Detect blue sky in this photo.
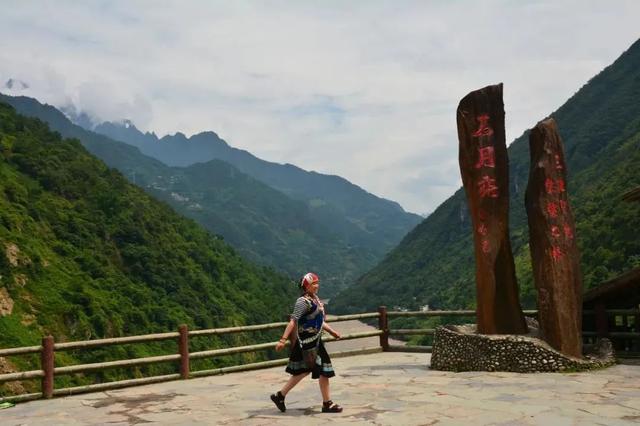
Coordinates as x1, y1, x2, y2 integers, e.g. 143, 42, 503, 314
1, 1, 639, 215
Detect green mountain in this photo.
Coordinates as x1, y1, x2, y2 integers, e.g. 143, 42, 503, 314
0, 103, 297, 393
0, 95, 382, 296
333, 39, 640, 314
146, 160, 380, 294
93, 120, 422, 253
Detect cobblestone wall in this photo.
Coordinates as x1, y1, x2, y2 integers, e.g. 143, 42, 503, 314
430, 323, 615, 373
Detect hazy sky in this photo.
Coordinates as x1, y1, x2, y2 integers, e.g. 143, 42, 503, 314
1, 1, 638, 215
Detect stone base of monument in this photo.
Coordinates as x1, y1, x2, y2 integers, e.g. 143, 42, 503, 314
430, 319, 615, 373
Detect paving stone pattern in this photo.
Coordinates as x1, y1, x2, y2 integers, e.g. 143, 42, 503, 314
2, 352, 639, 425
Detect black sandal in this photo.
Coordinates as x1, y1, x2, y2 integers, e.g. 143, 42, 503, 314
322, 400, 343, 413
270, 391, 286, 412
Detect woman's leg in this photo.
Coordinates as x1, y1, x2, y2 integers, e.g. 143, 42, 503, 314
319, 375, 330, 402
319, 376, 343, 412
281, 371, 310, 395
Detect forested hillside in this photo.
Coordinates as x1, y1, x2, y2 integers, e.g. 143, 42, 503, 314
93, 120, 423, 254
0, 103, 297, 393
0, 95, 382, 296
334, 39, 640, 314
148, 160, 380, 293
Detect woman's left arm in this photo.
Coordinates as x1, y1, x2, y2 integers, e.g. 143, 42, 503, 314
322, 322, 341, 339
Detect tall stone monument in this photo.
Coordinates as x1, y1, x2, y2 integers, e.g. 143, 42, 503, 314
525, 118, 582, 357
457, 83, 527, 335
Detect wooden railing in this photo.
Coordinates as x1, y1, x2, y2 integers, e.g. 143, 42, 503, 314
381, 309, 539, 352
1, 307, 639, 403
0, 311, 380, 403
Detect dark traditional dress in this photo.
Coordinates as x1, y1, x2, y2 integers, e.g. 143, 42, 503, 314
285, 295, 335, 379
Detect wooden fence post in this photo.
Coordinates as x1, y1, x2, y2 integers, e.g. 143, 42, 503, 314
378, 306, 389, 351
178, 324, 190, 379
41, 336, 54, 399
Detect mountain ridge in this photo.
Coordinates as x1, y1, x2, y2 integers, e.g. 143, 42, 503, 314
95, 119, 412, 213
92, 118, 422, 247
0, 102, 297, 394
0, 94, 397, 295
332, 38, 640, 314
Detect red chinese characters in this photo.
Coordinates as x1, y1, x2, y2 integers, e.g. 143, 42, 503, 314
550, 246, 563, 262
472, 115, 498, 256
478, 175, 499, 198
545, 178, 554, 195
546, 201, 559, 218
545, 178, 566, 195
542, 150, 573, 263
563, 224, 573, 240
472, 114, 494, 137
475, 146, 496, 169
477, 222, 490, 254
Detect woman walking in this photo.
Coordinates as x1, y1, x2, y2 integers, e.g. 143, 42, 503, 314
270, 272, 343, 413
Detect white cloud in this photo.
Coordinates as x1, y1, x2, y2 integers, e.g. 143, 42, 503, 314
0, 0, 638, 214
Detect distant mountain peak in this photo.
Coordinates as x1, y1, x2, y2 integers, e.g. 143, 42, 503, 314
194, 130, 223, 140
4, 78, 29, 90
60, 103, 98, 130
100, 118, 140, 132
113, 119, 157, 137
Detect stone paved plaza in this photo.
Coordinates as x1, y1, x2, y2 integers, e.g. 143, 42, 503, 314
2, 352, 640, 425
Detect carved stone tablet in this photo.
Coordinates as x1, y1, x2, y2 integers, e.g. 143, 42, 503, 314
457, 83, 527, 335
525, 118, 582, 357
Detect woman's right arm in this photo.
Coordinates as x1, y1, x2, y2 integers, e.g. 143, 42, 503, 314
275, 318, 297, 351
